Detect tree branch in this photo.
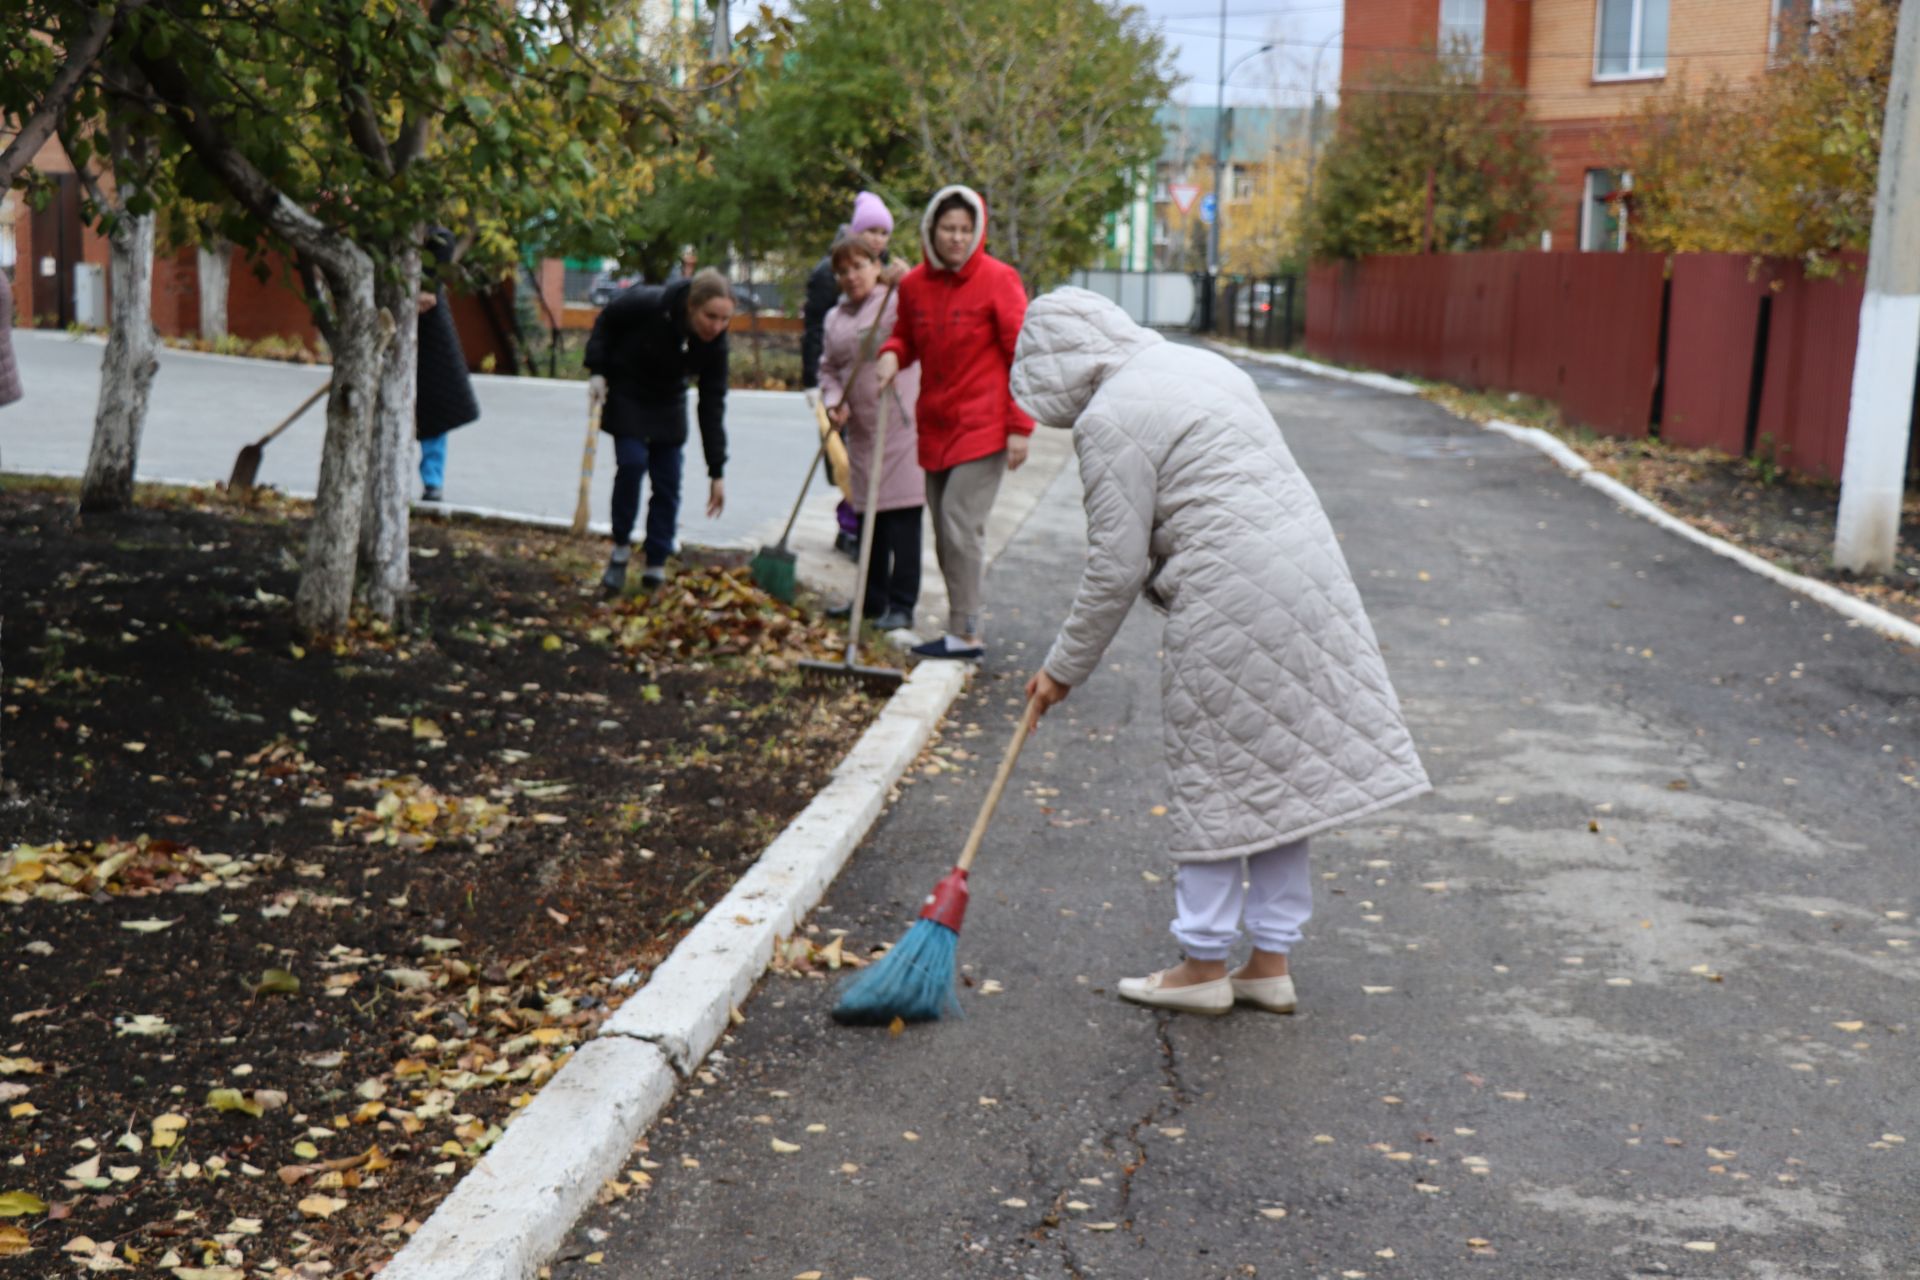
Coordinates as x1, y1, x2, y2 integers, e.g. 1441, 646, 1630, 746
0, 0, 146, 192
131, 44, 363, 280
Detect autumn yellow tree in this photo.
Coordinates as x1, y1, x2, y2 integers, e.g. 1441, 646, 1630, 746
1624, 0, 1896, 275
1221, 141, 1309, 276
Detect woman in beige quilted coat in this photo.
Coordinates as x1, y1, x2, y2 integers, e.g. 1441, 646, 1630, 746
1010, 288, 1429, 1016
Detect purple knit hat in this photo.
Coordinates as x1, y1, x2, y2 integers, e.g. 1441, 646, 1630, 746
849, 191, 893, 236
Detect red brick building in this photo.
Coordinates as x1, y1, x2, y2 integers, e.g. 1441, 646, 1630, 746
1339, 0, 1785, 249
3, 135, 543, 370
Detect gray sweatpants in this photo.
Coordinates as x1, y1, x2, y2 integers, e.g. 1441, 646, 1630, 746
923, 450, 1007, 638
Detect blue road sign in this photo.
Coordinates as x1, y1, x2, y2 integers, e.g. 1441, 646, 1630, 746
1199, 194, 1217, 225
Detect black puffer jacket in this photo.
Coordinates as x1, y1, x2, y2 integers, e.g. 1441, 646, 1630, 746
583, 278, 728, 479
800, 254, 838, 389
416, 229, 480, 440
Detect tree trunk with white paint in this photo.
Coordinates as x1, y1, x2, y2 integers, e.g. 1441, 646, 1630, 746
196, 238, 231, 340
295, 255, 390, 636
360, 245, 421, 625
79, 207, 159, 513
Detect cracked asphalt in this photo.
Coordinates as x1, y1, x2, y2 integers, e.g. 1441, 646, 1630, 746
554, 348, 1920, 1279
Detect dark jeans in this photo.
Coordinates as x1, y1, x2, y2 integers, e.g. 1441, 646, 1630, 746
610, 436, 683, 567
857, 506, 923, 615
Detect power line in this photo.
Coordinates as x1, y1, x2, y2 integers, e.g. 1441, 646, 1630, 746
1157, 25, 1781, 60
1153, 3, 1346, 16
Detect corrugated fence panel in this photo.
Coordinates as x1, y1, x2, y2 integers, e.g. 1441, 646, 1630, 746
1305, 262, 1344, 365
1298, 251, 1872, 461
1662, 255, 1768, 456
1439, 254, 1516, 390
1554, 253, 1666, 437
1756, 259, 1866, 482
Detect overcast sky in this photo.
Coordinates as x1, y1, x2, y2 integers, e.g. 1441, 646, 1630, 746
740, 1, 1347, 111
1134, 0, 1346, 108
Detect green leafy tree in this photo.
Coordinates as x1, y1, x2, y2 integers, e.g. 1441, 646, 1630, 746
885, 0, 1173, 286
1308, 56, 1549, 260
0, 0, 144, 194
634, 0, 1173, 288
122, 0, 733, 633
1625, 0, 1897, 275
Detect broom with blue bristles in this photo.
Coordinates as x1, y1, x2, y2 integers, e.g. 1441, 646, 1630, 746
832, 697, 1042, 1025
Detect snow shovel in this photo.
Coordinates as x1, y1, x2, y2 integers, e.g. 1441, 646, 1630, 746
228, 381, 330, 494
800, 387, 907, 694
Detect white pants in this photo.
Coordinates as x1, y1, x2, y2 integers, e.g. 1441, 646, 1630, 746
1169, 839, 1312, 960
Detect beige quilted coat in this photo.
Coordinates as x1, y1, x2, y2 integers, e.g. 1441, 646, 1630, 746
1010, 288, 1430, 861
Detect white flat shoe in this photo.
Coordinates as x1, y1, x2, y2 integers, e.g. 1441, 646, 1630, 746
1230, 973, 1297, 1014
1117, 970, 1233, 1015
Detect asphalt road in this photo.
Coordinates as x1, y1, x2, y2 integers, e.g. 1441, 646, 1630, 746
1, 330, 1072, 639
551, 345, 1920, 1279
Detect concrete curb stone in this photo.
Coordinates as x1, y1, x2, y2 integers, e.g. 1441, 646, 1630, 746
1211, 340, 1920, 651
376, 661, 968, 1280
377, 1036, 675, 1280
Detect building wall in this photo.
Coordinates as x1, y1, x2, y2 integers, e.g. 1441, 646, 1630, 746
1337, 0, 1779, 251
1343, 0, 1443, 88
1528, 0, 1773, 122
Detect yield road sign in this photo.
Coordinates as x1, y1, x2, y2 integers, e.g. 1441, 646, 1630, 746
1169, 182, 1200, 214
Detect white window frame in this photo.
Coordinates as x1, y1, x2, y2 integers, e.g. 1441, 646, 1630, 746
1593, 0, 1668, 81
1439, 0, 1486, 75
1770, 0, 1849, 59
1579, 170, 1631, 252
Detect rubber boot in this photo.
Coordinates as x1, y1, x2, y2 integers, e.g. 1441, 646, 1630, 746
601, 548, 631, 597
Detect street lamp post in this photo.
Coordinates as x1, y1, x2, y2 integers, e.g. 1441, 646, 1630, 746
1301, 29, 1342, 255
1208, 39, 1275, 280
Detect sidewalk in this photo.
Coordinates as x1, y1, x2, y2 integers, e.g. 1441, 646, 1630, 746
1, 329, 1072, 640
549, 346, 1918, 1278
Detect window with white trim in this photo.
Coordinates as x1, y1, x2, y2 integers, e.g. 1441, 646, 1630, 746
1439, 0, 1486, 73
1580, 170, 1629, 252
1771, 0, 1849, 59
1595, 0, 1667, 77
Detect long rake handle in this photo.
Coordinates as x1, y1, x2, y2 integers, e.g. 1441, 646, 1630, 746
841, 390, 891, 659
772, 398, 833, 552
956, 697, 1041, 873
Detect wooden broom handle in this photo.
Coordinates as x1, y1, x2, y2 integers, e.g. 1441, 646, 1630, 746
955, 697, 1042, 873
255, 381, 332, 448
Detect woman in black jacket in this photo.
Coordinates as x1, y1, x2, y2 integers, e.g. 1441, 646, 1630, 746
415, 227, 480, 502
584, 268, 733, 593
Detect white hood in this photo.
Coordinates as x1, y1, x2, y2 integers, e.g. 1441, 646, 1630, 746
1009, 287, 1165, 428
919, 184, 989, 273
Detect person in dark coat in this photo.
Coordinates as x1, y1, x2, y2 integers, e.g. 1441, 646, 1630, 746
584, 268, 733, 594
415, 228, 480, 502
0, 270, 22, 409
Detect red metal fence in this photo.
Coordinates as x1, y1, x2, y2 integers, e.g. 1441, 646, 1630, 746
1306, 251, 1874, 479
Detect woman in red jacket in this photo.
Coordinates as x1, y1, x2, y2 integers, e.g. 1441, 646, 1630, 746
876, 184, 1033, 661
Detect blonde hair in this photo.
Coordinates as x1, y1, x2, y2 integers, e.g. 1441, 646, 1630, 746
687, 268, 731, 312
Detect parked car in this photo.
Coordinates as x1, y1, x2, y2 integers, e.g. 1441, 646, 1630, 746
1234, 280, 1286, 329
589, 269, 641, 307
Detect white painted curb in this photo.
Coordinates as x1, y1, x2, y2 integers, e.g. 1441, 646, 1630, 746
1211, 340, 1920, 650
378, 661, 969, 1280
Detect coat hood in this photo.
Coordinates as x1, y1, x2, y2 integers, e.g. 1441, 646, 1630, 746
1009, 287, 1165, 428
920, 184, 989, 274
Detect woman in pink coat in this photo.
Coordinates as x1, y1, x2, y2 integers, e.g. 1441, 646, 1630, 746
818, 234, 923, 631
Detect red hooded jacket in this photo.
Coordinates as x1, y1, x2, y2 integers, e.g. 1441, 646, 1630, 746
879, 185, 1034, 473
